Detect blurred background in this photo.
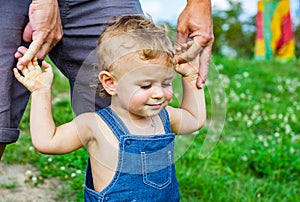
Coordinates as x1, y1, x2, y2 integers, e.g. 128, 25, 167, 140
140, 0, 300, 60
1, 1, 299, 201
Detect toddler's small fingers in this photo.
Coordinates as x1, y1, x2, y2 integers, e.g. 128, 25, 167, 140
28, 62, 35, 71
13, 68, 24, 83
32, 57, 38, 67
22, 66, 29, 76
42, 61, 53, 73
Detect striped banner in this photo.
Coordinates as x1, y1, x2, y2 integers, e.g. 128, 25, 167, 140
255, 0, 295, 60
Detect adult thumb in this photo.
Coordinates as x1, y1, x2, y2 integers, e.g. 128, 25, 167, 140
23, 22, 33, 42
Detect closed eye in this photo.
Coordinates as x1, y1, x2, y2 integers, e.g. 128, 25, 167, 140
162, 82, 172, 87
140, 84, 152, 89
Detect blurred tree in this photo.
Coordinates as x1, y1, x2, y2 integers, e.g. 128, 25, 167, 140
212, 0, 256, 58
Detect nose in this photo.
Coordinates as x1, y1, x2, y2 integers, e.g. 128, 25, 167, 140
151, 85, 164, 99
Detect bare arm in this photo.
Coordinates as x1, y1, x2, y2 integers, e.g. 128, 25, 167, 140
167, 42, 206, 134
176, 0, 214, 89
13, 59, 87, 154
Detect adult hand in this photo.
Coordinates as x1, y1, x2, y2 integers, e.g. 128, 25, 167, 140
175, 0, 214, 89
17, 0, 62, 68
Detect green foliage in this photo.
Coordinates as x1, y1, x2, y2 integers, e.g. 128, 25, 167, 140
212, 0, 256, 59
3, 57, 300, 201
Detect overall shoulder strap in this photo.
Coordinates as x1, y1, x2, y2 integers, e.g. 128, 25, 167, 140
158, 108, 172, 134
96, 107, 129, 140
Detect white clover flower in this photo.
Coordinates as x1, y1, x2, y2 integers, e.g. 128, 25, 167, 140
219, 74, 230, 88
291, 114, 297, 122
60, 166, 66, 171
48, 157, 53, 162
29, 146, 34, 151
235, 82, 241, 89
251, 112, 258, 120
240, 93, 246, 99
253, 104, 260, 111
270, 114, 276, 120
285, 125, 292, 134
274, 132, 280, 138
216, 64, 224, 71
247, 120, 252, 127
236, 112, 242, 118
250, 149, 256, 154
273, 97, 280, 102
25, 170, 33, 176
288, 86, 296, 93
76, 170, 82, 174
263, 140, 269, 147
243, 72, 249, 78
290, 147, 295, 154
71, 173, 76, 178
241, 156, 248, 161
277, 85, 284, 92
234, 74, 242, 80
255, 116, 262, 123
243, 114, 249, 122
32, 176, 38, 182
258, 135, 264, 142
229, 90, 240, 102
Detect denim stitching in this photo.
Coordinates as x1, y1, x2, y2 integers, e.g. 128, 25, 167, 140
141, 151, 172, 189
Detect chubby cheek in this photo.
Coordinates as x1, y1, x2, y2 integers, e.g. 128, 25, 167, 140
164, 87, 173, 103
128, 90, 149, 107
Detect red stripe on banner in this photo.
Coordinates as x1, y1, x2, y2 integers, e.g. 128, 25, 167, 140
276, 13, 294, 49
256, 11, 264, 40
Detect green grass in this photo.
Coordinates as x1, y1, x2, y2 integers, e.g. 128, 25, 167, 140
2, 56, 300, 201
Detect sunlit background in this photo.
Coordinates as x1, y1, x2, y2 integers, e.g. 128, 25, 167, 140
140, 0, 299, 26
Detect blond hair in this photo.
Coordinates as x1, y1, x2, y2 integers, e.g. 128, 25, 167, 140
96, 14, 175, 97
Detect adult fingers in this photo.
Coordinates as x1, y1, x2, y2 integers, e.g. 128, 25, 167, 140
18, 35, 43, 67
35, 40, 54, 60
22, 22, 33, 42
196, 45, 212, 89
176, 42, 203, 64
15, 46, 28, 59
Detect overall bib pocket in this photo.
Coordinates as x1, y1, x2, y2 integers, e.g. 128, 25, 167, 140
141, 150, 172, 189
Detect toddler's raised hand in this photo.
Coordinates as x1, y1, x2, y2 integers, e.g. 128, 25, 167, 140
13, 57, 53, 92
174, 41, 199, 82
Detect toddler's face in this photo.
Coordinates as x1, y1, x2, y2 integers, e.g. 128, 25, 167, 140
113, 57, 174, 118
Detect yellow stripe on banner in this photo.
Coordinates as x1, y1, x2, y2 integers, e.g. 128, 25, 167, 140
255, 39, 266, 57
276, 39, 295, 59
270, 0, 289, 54
258, 0, 264, 12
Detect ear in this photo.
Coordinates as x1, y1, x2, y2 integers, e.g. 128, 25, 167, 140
98, 71, 117, 96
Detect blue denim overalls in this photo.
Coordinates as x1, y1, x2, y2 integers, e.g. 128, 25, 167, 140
84, 107, 180, 202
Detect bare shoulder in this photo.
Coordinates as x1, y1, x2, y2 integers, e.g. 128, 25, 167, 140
71, 112, 104, 139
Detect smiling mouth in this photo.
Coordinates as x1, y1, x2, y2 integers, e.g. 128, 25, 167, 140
147, 103, 164, 108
